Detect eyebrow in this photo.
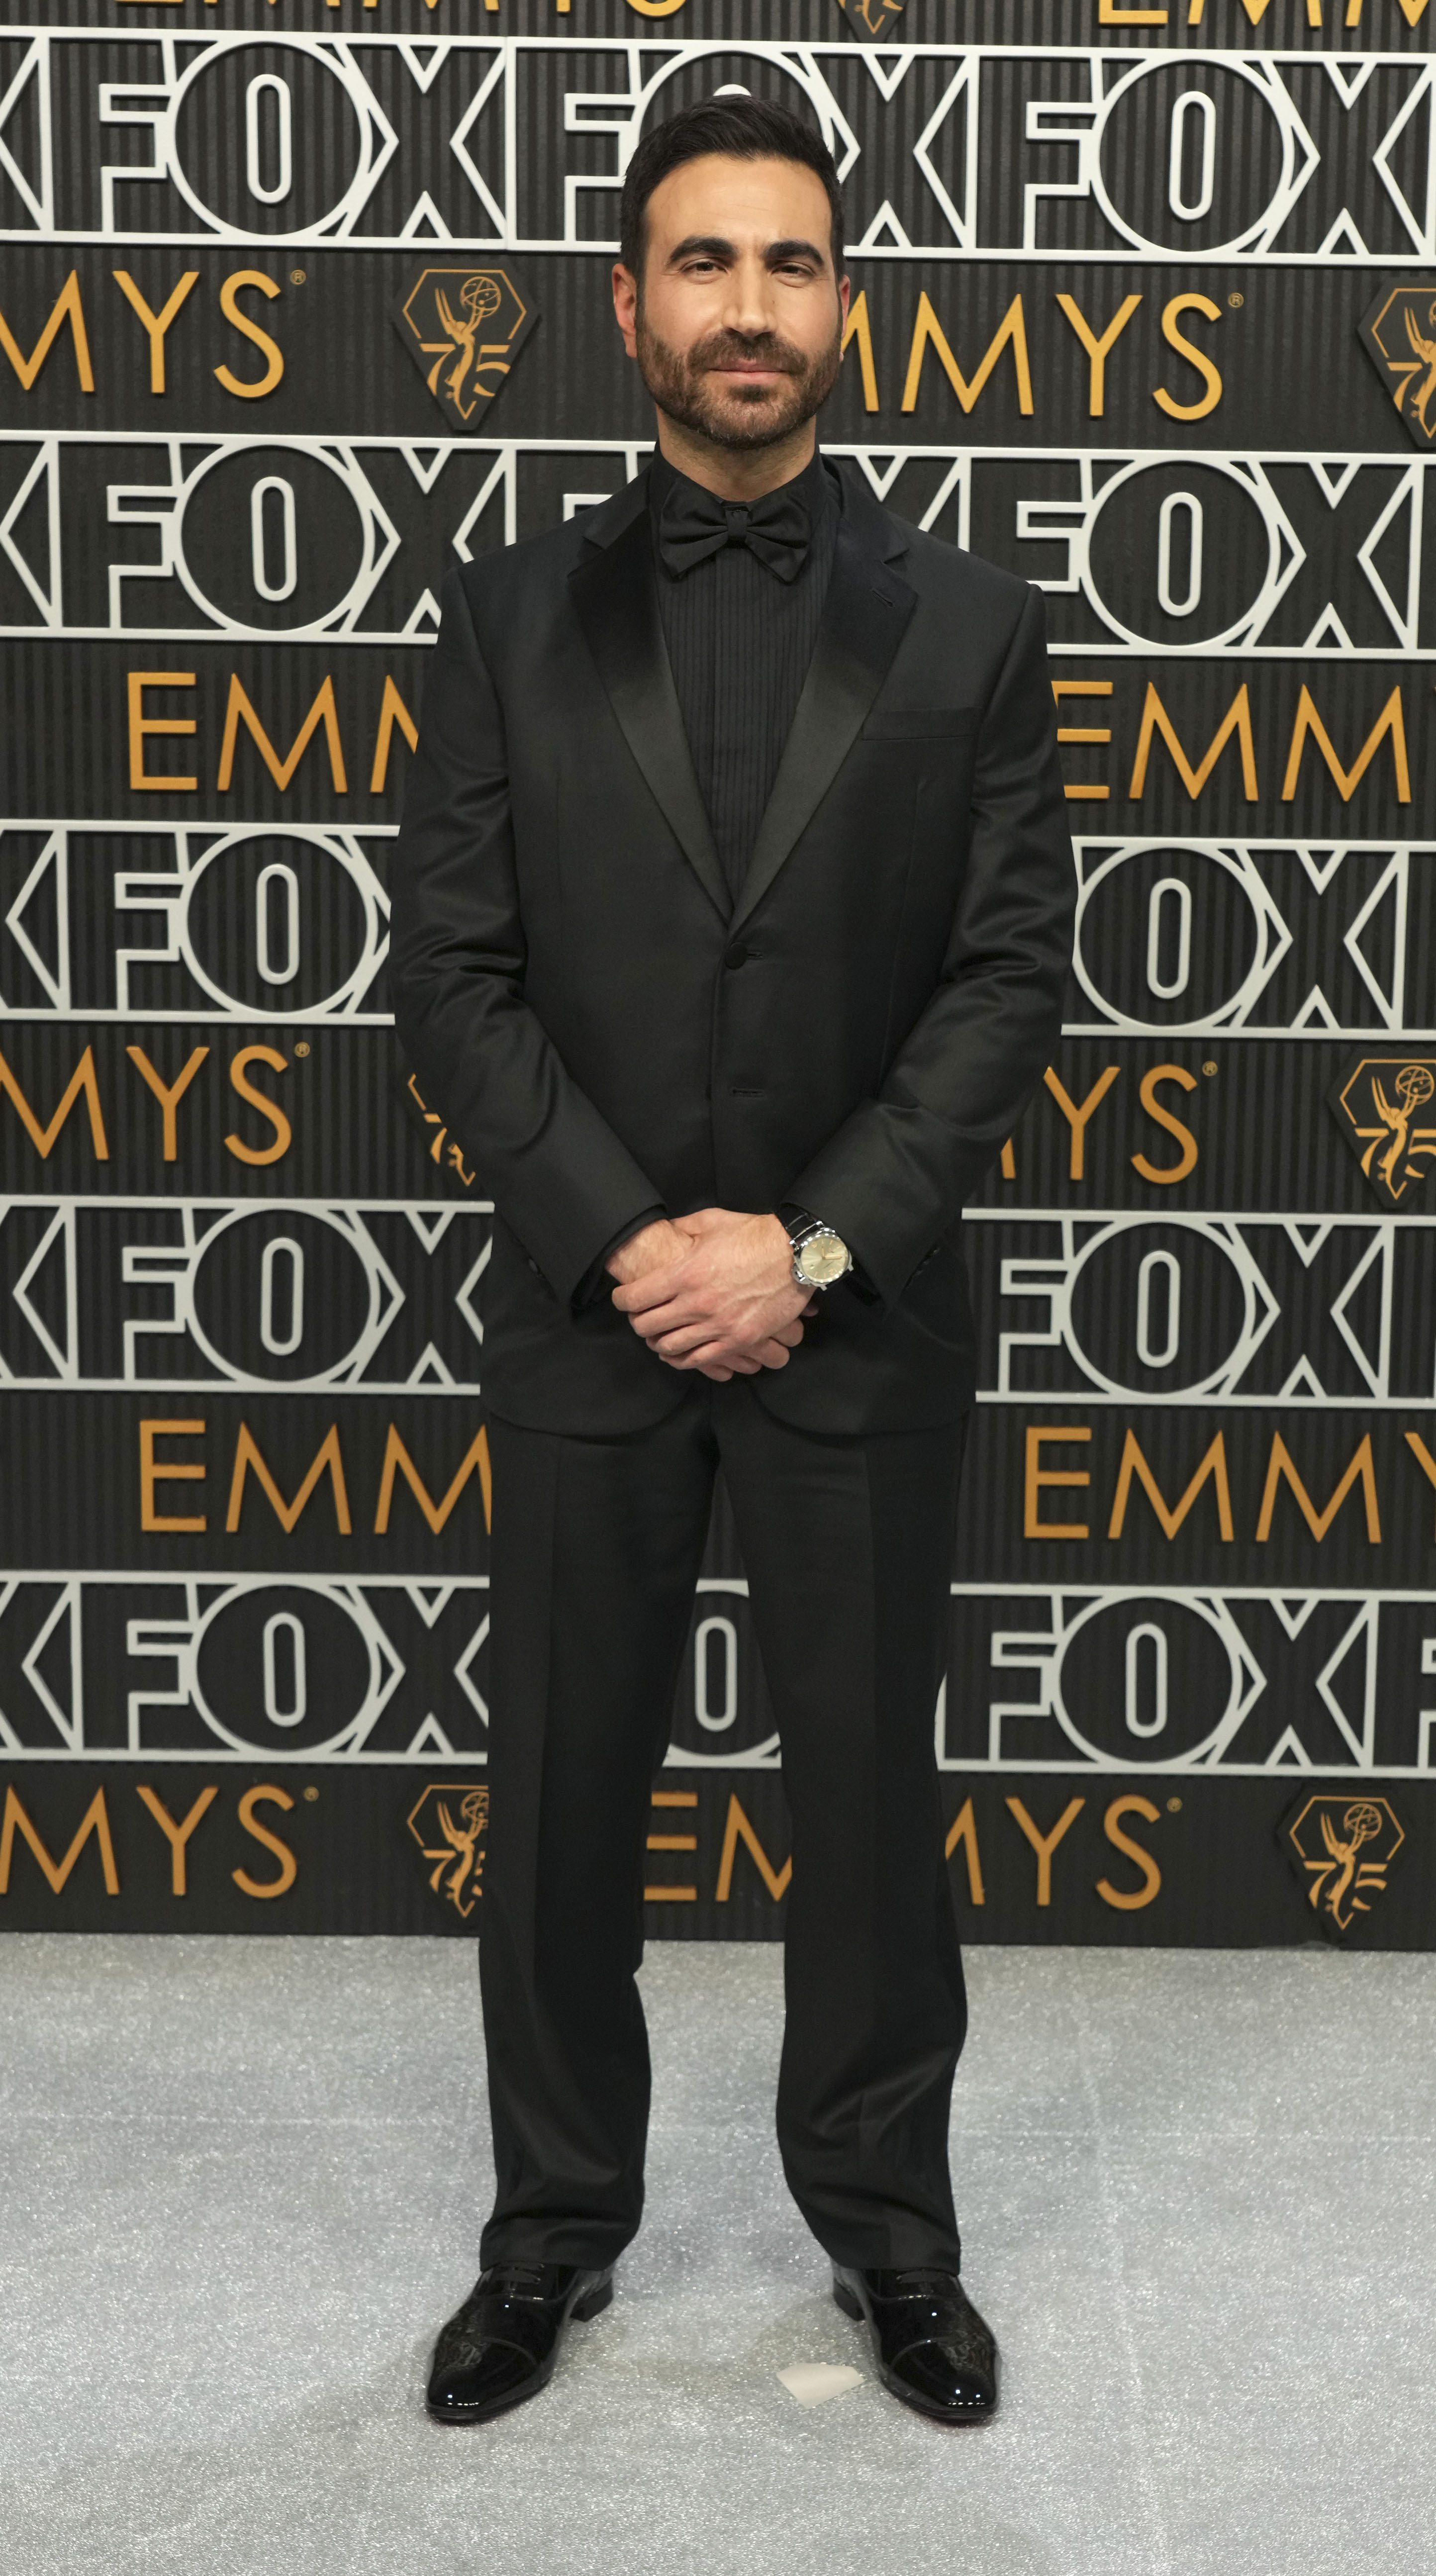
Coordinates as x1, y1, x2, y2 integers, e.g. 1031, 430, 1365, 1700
666, 233, 829, 270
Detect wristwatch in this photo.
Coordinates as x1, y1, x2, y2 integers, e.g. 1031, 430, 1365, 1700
781, 1210, 853, 1291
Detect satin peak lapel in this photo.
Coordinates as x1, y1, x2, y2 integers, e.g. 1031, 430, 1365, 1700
728, 508, 918, 936
569, 511, 729, 922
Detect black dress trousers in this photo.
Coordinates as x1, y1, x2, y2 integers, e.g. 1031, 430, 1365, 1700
479, 1381, 968, 2276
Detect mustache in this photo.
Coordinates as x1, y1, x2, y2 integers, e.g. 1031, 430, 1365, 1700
685, 329, 809, 378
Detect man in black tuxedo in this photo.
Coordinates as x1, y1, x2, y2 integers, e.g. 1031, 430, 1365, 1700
391, 97, 1073, 2429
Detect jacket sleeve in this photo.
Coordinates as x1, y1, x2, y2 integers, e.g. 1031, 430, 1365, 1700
388, 567, 666, 1302
786, 583, 1075, 1309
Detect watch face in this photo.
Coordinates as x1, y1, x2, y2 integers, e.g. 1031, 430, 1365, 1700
798, 1231, 850, 1286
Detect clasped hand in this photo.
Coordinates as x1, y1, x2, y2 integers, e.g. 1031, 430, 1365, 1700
607, 1210, 815, 1383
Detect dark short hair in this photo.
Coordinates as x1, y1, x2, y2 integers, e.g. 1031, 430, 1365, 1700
619, 97, 845, 282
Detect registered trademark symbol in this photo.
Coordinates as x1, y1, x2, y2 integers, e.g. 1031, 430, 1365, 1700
290, 268, 306, 285
294, 1040, 310, 1057
1166, 1797, 1182, 1812
1202, 1060, 1218, 1076
303, 1786, 319, 1802
1228, 291, 1243, 308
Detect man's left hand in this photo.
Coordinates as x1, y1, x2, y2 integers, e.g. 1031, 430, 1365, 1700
611, 1208, 814, 1376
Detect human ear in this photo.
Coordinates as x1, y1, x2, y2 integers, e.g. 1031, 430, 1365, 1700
612, 262, 639, 360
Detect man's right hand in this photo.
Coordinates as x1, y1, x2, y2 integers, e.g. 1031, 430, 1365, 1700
605, 1217, 803, 1381
605, 1217, 691, 1293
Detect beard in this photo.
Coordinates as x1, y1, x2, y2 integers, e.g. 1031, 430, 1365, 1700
634, 309, 843, 452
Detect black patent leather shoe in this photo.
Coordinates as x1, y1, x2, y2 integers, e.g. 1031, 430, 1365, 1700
426, 2263, 614, 2425
833, 2265, 998, 2425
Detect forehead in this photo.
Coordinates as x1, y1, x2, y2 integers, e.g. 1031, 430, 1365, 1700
644, 152, 833, 256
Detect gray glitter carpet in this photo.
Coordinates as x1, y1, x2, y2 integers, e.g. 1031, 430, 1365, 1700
2, 1934, 1433, 2576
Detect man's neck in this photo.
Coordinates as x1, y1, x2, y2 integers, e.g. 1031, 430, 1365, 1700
653, 412, 817, 502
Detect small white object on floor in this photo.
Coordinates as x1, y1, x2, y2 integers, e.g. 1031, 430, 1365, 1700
776, 2362, 864, 2409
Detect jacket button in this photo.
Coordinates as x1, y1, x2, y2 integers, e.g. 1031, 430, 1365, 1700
723, 944, 752, 969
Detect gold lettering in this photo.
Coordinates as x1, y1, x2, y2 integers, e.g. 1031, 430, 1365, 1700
135, 1784, 218, 1896
1052, 680, 1113, 803
1405, 1430, 1436, 1536
373, 1423, 492, 1535
225, 1423, 352, 1536
214, 270, 284, 399
644, 1789, 697, 1902
1054, 292, 1143, 416
1256, 1433, 1381, 1544
0, 1044, 108, 1161
1025, 1425, 1091, 1540
0, 271, 94, 393
217, 673, 346, 794
1131, 1063, 1199, 1185
1281, 686, 1410, 806
111, 269, 199, 394
126, 1044, 208, 1160
140, 1418, 206, 1533
232, 1784, 297, 1899
1343, 0, 1428, 22
945, 1797, 985, 1905
1128, 682, 1258, 803
224, 1046, 291, 1166
715, 1792, 792, 1902
369, 675, 419, 794
1153, 295, 1223, 422
1044, 1062, 1121, 1179
1190, 0, 1324, 20
1005, 1795, 1085, 1907
902, 291, 1034, 417
1096, 1796, 1162, 1910
1190, 1, 1323, 21
1108, 1429, 1234, 1541
127, 671, 197, 793
0, 1786, 118, 1896
841, 289, 879, 413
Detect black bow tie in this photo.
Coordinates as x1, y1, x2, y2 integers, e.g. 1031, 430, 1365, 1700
657, 477, 812, 584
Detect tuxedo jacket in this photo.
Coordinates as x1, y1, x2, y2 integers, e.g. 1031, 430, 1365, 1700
389, 462, 1074, 1437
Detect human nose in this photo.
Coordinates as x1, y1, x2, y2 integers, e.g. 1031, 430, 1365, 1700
719, 252, 781, 340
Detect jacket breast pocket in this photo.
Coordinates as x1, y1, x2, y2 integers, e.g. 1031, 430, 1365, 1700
861, 708, 978, 742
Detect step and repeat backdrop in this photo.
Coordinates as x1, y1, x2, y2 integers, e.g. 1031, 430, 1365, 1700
0, 0, 1433, 1945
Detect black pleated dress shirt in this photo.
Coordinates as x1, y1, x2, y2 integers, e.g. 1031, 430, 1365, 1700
649, 446, 840, 909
